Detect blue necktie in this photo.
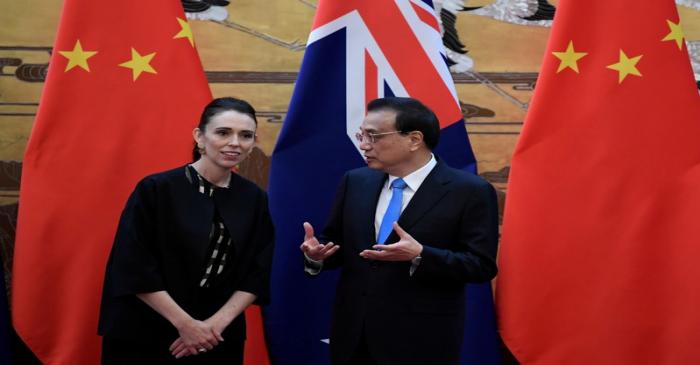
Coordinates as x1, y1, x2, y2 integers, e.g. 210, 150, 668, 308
377, 178, 407, 244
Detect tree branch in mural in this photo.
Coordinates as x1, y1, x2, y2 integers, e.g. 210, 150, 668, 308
181, 0, 306, 50
296, 0, 317, 9
211, 20, 306, 51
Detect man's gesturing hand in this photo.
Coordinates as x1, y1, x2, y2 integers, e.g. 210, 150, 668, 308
299, 222, 340, 261
359, 222, 422, 261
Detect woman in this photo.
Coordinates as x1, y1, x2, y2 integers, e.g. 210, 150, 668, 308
98, 97, 274, 364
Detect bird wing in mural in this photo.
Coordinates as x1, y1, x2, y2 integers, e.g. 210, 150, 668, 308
434, 0, 475, 72
433, 0, 530, 109
521, 0, 556, 21
434, 0, 556, 71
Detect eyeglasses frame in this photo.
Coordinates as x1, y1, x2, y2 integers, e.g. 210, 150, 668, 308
354, 130, 406, 144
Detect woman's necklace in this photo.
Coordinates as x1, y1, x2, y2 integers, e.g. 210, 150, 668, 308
190, 163, 231, 188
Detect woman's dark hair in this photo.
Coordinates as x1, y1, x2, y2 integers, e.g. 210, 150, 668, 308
192, 97, 258, 161
366, 97, 440, 150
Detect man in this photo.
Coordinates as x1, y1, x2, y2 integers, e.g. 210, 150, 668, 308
300, 97, 499, 365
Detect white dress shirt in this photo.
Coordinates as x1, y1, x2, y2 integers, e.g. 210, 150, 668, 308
374, 155, 437, 241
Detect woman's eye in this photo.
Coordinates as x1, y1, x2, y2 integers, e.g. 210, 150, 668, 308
241, 133, 255, 140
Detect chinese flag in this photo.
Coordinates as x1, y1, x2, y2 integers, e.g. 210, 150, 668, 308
497, 0, 700, 364
10, 1, 265, 364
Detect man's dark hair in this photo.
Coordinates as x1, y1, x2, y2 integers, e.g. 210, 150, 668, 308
366, 97, 440, 150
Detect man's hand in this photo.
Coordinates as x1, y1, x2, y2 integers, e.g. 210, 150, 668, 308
360, 222, 422, 261
299, 222, 340, 261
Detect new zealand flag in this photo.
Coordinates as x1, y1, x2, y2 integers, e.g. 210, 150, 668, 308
265, 1, 500, 364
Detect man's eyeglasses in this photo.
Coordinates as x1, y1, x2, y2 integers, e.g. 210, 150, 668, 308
354, 131, 403, 144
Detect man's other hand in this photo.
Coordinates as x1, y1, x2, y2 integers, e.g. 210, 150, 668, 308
299, 222, 340, 261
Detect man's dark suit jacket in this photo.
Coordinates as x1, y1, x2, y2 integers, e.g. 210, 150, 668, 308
98, 165, 274, 344
320, 159, 499, 365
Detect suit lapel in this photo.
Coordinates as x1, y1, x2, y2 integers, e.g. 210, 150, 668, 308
353, 169, 386, 250
394, 162, 451, 236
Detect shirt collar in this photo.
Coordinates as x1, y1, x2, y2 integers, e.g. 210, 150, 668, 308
386, 154, 437, 192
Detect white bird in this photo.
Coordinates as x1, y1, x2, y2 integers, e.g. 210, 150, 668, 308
686, 41, 700, 87
677, 0, 700, 89
434, 0, 556, 73
182, 0, 228, 22
463, 0, 555, 27
460, 0, 696, 26
439, 0, 699, 88
676, 0, 700, 10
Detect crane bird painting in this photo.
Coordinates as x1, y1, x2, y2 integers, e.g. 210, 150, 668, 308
435, 0, 699, 89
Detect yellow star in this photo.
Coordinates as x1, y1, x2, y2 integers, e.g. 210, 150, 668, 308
58, 40, 97, 72
119, 48, 157, 81
606, 50, 642, 84
552, 40, 587, 73
661, 19, 685, 50
174, 17, 195, 47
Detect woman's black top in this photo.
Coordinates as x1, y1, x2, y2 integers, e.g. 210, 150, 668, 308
98, 165, 274, 344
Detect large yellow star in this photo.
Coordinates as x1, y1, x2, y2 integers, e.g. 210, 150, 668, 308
661, 19, 685, 50
58, 40, 97, 72
606, 50, 642, 84
174, 17, 195, 47
119, 48, 157, 81
552, 40, 587, 73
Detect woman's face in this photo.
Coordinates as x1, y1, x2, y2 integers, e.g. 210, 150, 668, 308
194, 110, 257, 170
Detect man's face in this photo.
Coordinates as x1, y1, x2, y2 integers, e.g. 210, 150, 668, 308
358, 110, 412, 175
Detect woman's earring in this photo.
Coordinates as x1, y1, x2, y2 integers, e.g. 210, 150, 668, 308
198, 144, 206, 155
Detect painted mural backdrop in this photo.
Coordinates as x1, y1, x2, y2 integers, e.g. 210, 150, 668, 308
1, 0, 699, 304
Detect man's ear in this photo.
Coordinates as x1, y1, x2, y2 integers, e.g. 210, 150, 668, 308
408, 131, 424, 151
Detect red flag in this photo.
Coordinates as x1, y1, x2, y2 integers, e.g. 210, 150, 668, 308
10, 1, 216, 364
496, 0, 700, 364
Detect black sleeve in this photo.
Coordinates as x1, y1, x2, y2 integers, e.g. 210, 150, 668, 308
104, 177, 166, 297
237, 190, 275, 305
316, 172, 350, 271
